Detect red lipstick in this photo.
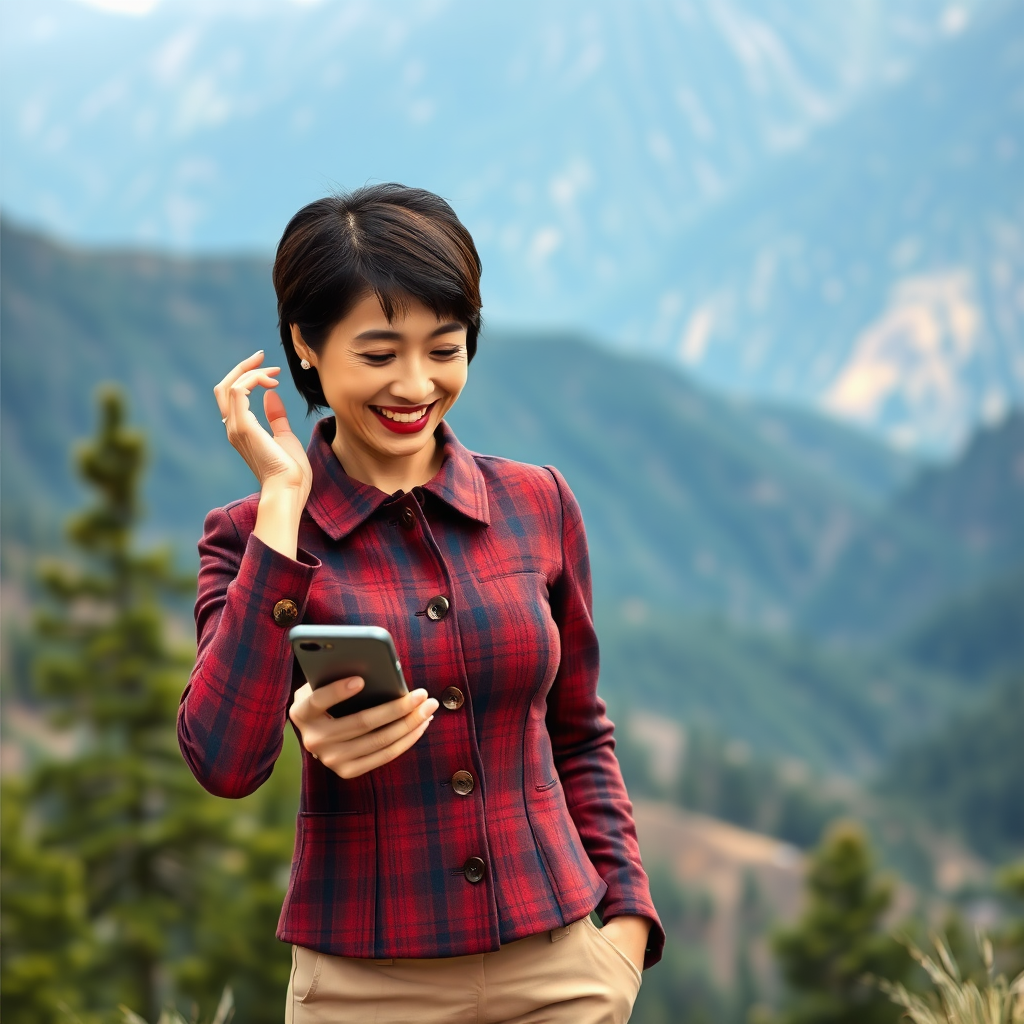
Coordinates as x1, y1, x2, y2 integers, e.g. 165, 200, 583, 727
370, 402, 435, 434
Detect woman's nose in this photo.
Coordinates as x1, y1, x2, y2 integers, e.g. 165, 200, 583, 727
390, 360, 435, 403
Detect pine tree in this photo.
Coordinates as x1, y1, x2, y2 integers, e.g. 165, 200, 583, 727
768, 820, 913, 1024
0, 387, 301, 1023
0, 777, 95, 1024
20, 387, 237, 1020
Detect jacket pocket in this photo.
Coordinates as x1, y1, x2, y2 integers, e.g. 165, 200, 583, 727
291, 944, 324, 1004
279, 811, 377, 952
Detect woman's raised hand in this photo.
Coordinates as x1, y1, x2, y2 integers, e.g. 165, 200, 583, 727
215, 351, 313, 560
289, 680, 439, 779
214, 350, 312, 500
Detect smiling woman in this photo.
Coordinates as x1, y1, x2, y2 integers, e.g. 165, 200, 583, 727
177, 184, 662, 1024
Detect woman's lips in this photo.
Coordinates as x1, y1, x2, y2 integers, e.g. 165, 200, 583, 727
370, 402, 435, 434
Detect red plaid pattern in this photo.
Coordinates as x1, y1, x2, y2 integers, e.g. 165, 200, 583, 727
178, 419, 664, 967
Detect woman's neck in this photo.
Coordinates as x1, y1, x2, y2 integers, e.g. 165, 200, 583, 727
330, 422, 444, 495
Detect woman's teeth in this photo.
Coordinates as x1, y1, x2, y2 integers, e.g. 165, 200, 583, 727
376, 406, 428, 422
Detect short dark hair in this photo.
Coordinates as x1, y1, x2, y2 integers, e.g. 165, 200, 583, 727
273, 184, 483, 414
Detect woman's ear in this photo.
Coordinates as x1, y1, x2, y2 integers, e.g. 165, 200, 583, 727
290, 323, 314, 366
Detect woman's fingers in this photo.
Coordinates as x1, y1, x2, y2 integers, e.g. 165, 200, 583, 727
264, 388, 293, 436
290, 683, 438, 778
336, 718, 432, 779
329, 697, 437, 763
226, 367, 280, 427
304, 684, 429, 733
214, 349, 269, 419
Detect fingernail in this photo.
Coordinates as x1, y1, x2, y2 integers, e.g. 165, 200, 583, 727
427, 715, 434, 723
411, 688, 428, 699
347, 677, 364, 690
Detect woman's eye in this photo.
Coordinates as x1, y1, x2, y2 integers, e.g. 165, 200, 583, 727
363, 353, 395, 365
432, 346, 462, 359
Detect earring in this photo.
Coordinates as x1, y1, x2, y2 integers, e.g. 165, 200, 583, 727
300, 358, 311, 370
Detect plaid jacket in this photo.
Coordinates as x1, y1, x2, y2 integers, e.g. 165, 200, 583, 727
178, 418, 664, 967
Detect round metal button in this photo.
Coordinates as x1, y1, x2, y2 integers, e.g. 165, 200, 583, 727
441, 686, 465, 711
451, 770, 475, 796
272, 598, 299, 627
399, 507, 416, 530
425, 596, 450, 621
462, 856, 486, 883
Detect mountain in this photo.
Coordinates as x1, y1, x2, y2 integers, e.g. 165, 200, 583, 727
0, 221, 279, 559
449, 330, 891, 622
2, 220, 908, 626
2, 221, 1004, 783
801, 411, 1024, 638
733, 400, 917, 506
878, 673, 1024, 860
897, 565, 1024, 683
595, 610, 962, 774
0, 0, 1007, 452
633, 0, 1024, 453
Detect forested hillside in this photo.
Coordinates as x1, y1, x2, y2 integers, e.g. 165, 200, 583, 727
879, 674, 1024, 860
801, 413, 1024, 638
898, 566, 1024, 682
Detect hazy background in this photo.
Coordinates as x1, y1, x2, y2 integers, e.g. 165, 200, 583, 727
2, 1, 1023, 1021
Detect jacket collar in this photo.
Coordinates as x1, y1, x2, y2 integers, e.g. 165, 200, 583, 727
304, 417, 490, 541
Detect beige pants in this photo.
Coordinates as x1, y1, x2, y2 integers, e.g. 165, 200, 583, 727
285, 916, 642, 1024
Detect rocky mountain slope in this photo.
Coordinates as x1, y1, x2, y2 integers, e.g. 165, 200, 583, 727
641, 0, 1024, 453
1, 0, 1011, 451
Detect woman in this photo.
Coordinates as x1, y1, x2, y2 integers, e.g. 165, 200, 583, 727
178, 184, 663, 1024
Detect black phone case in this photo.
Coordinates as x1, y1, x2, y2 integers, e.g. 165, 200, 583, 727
289, 626, 409, 718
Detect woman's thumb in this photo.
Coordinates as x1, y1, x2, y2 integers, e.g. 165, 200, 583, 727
264, 389, 293, 437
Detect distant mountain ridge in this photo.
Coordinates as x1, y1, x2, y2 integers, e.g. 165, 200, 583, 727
0, 0, 1010, 452
802, 411, 1024, 638
634, 0, 1024, 453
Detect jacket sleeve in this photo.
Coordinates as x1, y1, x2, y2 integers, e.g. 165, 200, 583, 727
177, 503, 320, 799
543, 467, 665, 969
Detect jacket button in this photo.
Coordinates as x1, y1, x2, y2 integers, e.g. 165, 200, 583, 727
399, 507, 416, 530
441, 686, 464, 711
425, 596, 450, 621
272, 599, 299, 627
451, 770, 475, 796
462, 856, 486, 883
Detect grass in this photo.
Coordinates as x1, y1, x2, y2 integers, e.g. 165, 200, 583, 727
881, 936, 1024, 1024
117, 987, 234, 1024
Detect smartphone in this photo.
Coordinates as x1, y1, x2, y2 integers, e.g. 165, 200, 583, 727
289, 625, 409, 718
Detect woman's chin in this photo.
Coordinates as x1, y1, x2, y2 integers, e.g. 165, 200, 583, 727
362, 419, 436, 456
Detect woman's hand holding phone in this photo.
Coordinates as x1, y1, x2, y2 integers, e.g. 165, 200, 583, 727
289, 679, 439, 779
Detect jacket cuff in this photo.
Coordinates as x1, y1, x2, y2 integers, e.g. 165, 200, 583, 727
209, 533, 320, 707
237, 531, 320, 623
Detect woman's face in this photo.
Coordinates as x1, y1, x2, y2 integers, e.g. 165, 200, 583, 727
293, 292, 469, 463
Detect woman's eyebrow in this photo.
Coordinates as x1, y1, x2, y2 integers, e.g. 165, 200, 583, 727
353, 322, 464, 342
